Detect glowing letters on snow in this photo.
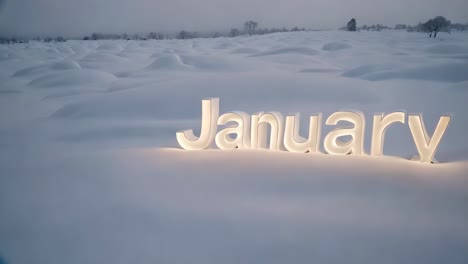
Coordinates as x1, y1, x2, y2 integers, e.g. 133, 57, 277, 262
251, 112, 284, 150
408, 114, 451, 163
284, 114, 321, 153
215, 112, 251, 149
371, 112, 406, 156
323, 111, 365, 155
176, 98, 452, 163
176, 98, 219, 150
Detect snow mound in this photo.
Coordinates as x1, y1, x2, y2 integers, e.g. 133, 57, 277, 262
322, 42, 352, 51
13, 59, 82, 78
55, 46, 75, 56
230, 47, 260, 54
28, 69, 117, 88
426, 44, 468, 54
363, 62, 468, 82
2, 30, 468, 264
0, 49, 18, 61
13, 64, 53, 78
342, 64, 395, 77
80, 52, 128, 64
51, 73, 381, 120
50, 59, 82, 70
214, 42, 234, 49
146, 54, 191, 70
45, 48, 59, 54
97, 42, 124, 52
250, 46, 318, 56
180, 55, 246, 71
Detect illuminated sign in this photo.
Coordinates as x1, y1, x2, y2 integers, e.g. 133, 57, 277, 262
176, 98, 451, 163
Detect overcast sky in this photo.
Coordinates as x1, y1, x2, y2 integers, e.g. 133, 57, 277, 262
0, 0, 467, 37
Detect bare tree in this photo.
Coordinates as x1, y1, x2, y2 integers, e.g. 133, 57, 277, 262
347, 18, 357, 31
178, 30, 189, 39
147, 32, 157, 39
422, 16, 451, 38
244, 21, 258, 36
230, 28, 240, 37
55, 36, 66, 42
394, 24, 407, 30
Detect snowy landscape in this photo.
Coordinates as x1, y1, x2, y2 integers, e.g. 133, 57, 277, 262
1, 28, 468, 263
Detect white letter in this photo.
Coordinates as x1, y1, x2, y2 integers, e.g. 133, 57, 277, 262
371, 112, 405, 156
215, 112, 250, 149
408, 114, 451, 163
176, 98, 219, 150
251, 113, 266, 149
251, 112, 284, 150
324, 111, 365, 155
284, 113, 322, 153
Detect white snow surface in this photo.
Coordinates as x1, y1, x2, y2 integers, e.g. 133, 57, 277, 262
0, 31, 468, 264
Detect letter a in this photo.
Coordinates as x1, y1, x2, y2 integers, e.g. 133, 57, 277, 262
324, 111, 365, 155
215, 112, 251, 149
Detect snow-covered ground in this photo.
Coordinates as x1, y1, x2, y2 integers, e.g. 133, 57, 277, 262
0, 30, 467, 264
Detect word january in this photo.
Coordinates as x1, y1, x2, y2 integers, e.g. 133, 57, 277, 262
176, 98, 451, 163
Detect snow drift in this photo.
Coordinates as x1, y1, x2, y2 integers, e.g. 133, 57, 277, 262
0, 30, 467, 264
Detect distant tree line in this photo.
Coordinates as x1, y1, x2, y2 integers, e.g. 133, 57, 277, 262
0, 21, 309, 44
343, 16, 467, 38
2, 17, 467, 45
340, 19, 391, 32
394, 16, 459, 38
359, 24, 391, 31
0, 37, 26, 44
0, 35, 67, 44
79, 21, 307, 41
